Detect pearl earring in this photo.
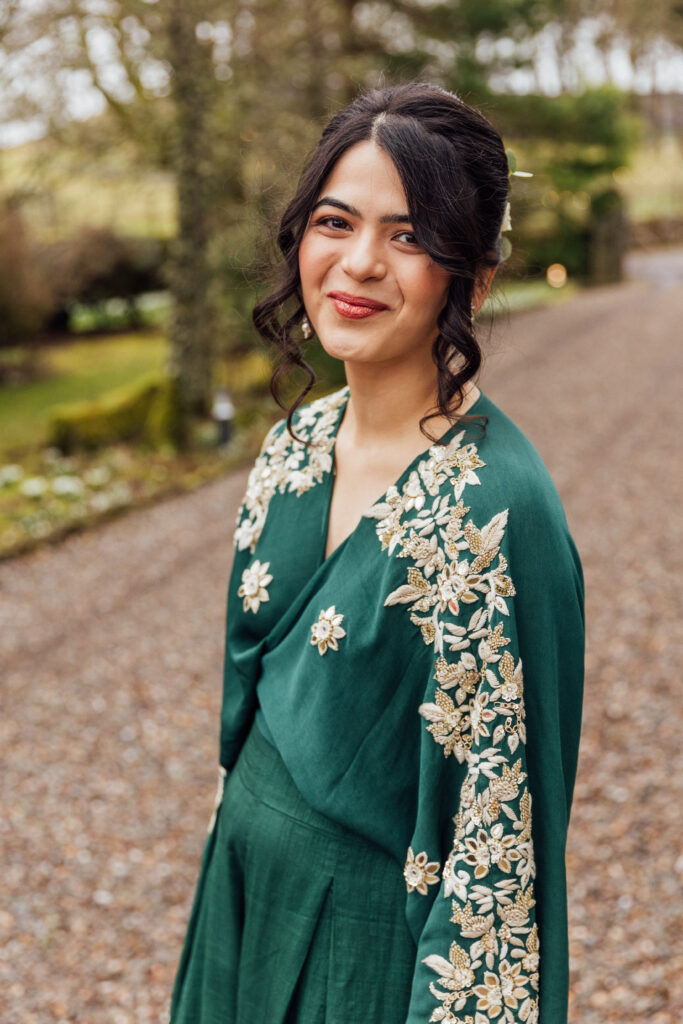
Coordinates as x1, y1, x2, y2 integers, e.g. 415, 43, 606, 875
301, 315, 312, 340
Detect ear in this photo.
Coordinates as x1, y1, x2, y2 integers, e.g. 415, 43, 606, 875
472, 264, 498, 314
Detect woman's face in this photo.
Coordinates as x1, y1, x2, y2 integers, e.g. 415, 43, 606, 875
298, 141, 452, 369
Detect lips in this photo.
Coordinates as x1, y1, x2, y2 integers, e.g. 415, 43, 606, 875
327, 291, 390, 320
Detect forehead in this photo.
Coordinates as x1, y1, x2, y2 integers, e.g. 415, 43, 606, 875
318, 141, 407, 211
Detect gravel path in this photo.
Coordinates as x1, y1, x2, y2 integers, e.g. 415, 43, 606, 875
1, 258, 682, 1023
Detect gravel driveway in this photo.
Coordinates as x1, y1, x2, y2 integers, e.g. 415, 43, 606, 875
1, 254, 681, 1023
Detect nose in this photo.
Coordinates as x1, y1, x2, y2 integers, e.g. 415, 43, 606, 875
340, 227, 387, 281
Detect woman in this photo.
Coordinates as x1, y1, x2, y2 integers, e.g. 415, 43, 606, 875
169, 83, 584, 1024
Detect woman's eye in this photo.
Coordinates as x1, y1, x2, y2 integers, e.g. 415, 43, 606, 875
317, 216, 349, 230
395, 231, 418, 246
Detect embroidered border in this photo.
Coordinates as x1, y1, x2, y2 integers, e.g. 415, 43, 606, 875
366, 430, 539, 1023
233, 386, 348, 553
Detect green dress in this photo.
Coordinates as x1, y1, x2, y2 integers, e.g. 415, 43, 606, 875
169, 385, 585, 1024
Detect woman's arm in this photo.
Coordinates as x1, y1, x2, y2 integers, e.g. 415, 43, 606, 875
402, 497, 584, 1024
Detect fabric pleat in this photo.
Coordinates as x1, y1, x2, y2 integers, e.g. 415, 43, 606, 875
169, 718, 417, 1024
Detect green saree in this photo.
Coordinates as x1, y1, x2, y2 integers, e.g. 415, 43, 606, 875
169, 385, 585, 1024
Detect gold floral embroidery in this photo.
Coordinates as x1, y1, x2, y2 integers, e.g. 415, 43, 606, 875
310, 605, 346, 655
421, 942, 476, 1014
365, 428, 539, 1023
416, 687, 471, 761
233, 386, 348, 553
207, 765, 227, 835
473, 960, 534, 1018
237, 559, 273, 613
404, 846, 441, 894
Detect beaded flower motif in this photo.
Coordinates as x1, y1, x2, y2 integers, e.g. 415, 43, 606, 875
310, 605, 346, 655
237, 559, 273, 613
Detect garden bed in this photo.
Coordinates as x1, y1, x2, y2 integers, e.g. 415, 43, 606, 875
0, 422, 272, 562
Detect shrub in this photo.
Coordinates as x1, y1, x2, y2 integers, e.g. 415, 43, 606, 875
50, 372, 184, 452
37, 228, 168, 332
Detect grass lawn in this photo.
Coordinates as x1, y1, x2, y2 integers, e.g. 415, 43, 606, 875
485, 277, 579, 315
0, 333, 167, 461
0, 332, 278, 560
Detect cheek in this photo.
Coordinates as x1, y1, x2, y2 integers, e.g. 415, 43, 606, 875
405, 263, 451, 318
299, 234, 333, 297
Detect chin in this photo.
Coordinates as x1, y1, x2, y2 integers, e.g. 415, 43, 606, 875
315, 319, 393, 363
317, 342, 362, 366
316, 333, 382, 365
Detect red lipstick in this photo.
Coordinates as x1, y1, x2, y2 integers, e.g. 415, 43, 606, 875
327, 291, 389, 320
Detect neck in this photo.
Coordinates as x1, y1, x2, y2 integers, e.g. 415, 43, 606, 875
341, 354, 480, 448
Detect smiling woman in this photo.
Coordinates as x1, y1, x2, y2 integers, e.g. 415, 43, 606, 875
296, 141, 477, 556
254, 85, 505, 448
168, 83, 585, 1024
299, 143, 453, 367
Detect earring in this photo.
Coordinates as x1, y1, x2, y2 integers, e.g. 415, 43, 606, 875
470, 301, 476, 320
301, 315, 312, 340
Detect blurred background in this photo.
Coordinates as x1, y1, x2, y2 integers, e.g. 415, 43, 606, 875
0, 1, 681, 1022
0, 0, 681, 553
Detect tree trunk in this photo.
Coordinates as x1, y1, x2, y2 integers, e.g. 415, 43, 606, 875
166, 1, 215, 428
589, 197, 630, 285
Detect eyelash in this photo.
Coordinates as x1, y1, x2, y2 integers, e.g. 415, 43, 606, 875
314, 215, 418, 247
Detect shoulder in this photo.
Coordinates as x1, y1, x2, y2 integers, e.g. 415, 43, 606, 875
257, 384, 349, 457
234, 385, 348, 553
469, 393, 567, 519
407, 391, 561, 519
411, 391, 580, 579
366, 391, 576, 570
468, 393, 583, 590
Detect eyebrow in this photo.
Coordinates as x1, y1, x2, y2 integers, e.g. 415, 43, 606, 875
311, 196, 412, 224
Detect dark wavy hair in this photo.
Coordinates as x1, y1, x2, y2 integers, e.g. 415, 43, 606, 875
252, 82, 509, 442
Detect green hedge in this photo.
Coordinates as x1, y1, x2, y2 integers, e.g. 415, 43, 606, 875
50, 372, 184, 452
